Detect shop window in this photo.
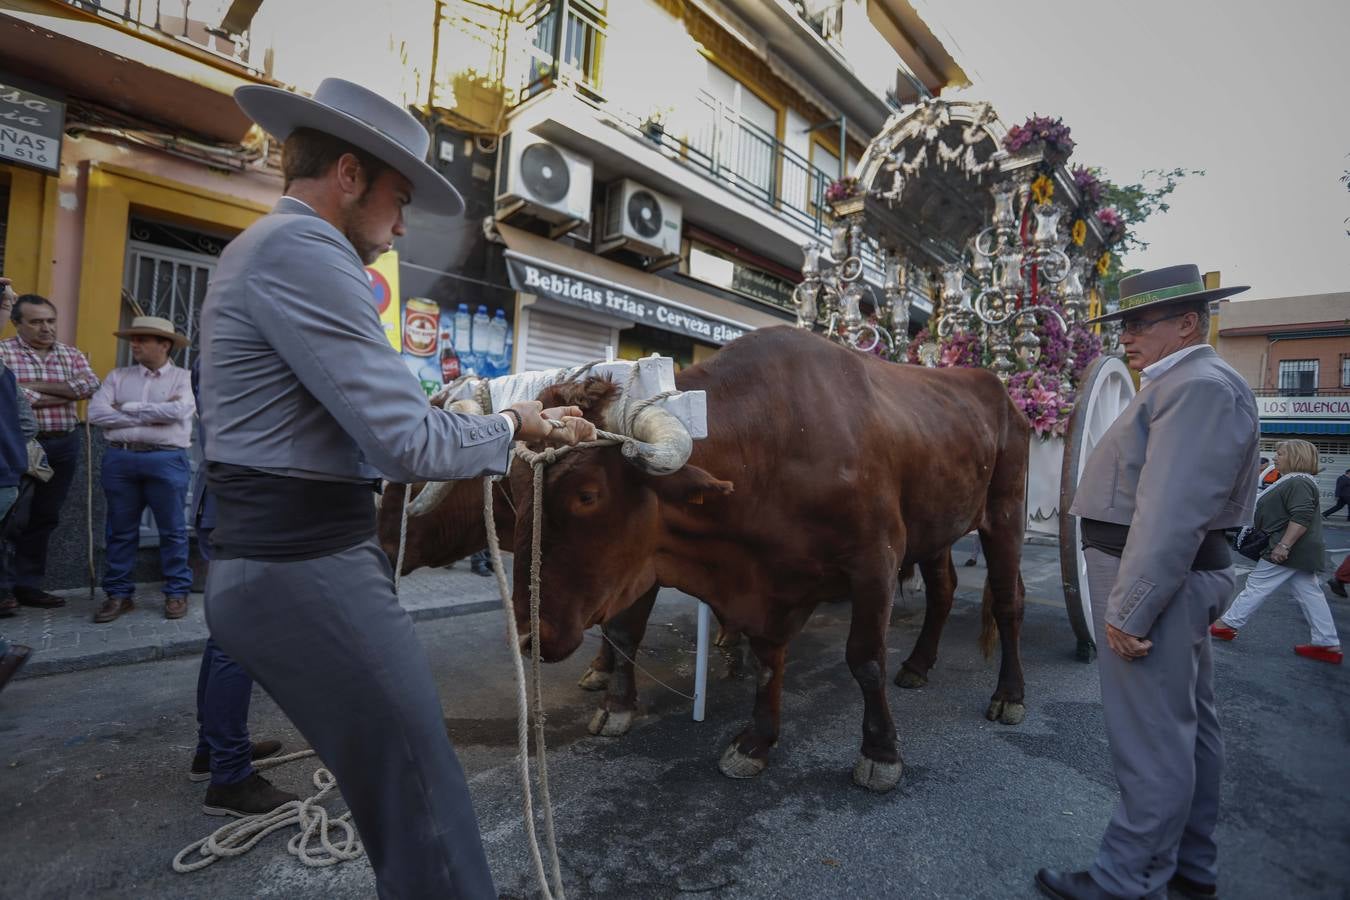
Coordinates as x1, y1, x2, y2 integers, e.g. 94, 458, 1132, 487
1277, 359, 1318, 395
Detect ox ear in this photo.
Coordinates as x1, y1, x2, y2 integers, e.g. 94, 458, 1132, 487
644, 465, 734, 506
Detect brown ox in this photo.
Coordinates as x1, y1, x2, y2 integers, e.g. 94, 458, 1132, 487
376, 475, 658, 709
510, 326, 1029, 792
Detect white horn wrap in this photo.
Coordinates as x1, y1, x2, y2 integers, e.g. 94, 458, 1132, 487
612, 402, 692, 475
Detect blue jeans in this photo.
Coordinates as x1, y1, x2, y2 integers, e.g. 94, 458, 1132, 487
101, 447, 192, 597
195, 636, 256, 785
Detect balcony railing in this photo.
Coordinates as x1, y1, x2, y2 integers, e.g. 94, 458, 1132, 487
519, 0, 605, 103
62, 0, 260, 70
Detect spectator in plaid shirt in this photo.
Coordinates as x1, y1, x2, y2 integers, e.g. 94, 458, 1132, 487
0, 294, 99, 611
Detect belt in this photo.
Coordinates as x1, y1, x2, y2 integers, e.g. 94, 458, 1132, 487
108, 441, 183, 453
36, 429, 74, 440
1081, 520, 1232, 571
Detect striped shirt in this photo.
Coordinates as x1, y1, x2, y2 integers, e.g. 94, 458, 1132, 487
0, 336, 100, 433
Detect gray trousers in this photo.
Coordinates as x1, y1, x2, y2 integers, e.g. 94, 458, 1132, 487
1086, 548, 1233, 898
205, 538, 496, 900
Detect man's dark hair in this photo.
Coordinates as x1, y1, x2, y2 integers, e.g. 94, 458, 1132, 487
281, 127, 391, 193
11, 294, 56, 325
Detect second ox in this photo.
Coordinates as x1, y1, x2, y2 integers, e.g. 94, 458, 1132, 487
506, 326, 1030, 792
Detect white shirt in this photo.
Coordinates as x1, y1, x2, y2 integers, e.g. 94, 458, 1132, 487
1140, 343, 1209, 387
88, 360, 196, 448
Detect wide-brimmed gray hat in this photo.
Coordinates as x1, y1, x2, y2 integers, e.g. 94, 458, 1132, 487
234, 77, 464, 217
1089, 263, 1248, 324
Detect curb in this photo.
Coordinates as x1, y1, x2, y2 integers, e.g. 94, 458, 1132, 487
15, 598, 504, 681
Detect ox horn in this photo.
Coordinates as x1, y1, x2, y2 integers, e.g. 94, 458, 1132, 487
409, 397, 490, 517
613, 400, 692, 476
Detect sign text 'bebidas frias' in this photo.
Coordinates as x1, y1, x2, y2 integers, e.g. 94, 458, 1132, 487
506, 256, 745, 345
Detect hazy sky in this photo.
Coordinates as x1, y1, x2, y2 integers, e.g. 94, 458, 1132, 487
915, 0, 1349, 301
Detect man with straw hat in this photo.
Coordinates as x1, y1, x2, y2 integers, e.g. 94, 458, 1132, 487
199, 77, 594, 897
88, 316, 196, 622
1037, 265, 1260, 900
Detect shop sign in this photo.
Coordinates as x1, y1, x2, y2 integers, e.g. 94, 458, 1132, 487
506, 254, 745, 345
1257, 395, 1350, 420
689, 245, 796, 312
0, 80, 64, 174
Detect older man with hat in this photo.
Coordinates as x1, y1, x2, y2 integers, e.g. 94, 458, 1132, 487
88, 316, 196, 622
1037, 266, 1260, 900
199, 78, 594, 898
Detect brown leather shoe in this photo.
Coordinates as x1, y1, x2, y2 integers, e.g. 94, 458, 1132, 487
94, 595, 134, 624
164, 595, 188, 620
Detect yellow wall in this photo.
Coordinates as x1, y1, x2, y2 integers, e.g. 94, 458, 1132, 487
74, 162, 268, 377
1, 163, 59, 322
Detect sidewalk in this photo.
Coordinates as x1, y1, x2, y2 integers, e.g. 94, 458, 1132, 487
3, 558, 510, 680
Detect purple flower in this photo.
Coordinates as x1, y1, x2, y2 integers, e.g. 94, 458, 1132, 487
1071, 165, 1104, 207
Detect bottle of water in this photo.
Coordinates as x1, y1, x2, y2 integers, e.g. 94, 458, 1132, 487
488, 309, 508, 358
453, 303, 472, 353
471, 305, 491, 355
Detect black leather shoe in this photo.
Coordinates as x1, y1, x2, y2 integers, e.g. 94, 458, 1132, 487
14, 587, 65, 609
1169, 873, 1218, 899
189, 739, 285, 782
0, 644, 32, 694
470, 561, 494, 577
1036, 868, 1123, 900
202, 772, 298, 817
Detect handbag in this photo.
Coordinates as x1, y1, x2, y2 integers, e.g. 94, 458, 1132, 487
1235, 527, 1269, 561
25, 439, 53, 483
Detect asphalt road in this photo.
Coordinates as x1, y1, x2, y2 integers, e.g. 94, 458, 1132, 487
2, 542, 1347, 899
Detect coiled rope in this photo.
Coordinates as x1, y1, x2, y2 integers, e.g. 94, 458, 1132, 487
171, 750, 361, 873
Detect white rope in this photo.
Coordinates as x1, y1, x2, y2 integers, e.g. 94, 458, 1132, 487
394, 482, 412, 594
172, 750, 363, 874
484, 475, 565, 900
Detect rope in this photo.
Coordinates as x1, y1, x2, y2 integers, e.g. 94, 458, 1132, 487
394, 482, 412, 594
595, 630, 696, 702
172, 750, 363, 874
84, 419, 94, 604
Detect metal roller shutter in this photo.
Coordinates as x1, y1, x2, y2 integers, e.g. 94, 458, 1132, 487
522, 307, 614, 372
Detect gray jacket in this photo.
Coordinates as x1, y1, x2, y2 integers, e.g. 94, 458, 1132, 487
200, 197, 513, 483
1069, 346, 1260, 636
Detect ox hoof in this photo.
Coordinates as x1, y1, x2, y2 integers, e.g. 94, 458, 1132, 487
718, 744, 767, 779
852, 756, 903, 793
577, 667, 610, 692
587, 707, 634, 737
895, 668, 928, 689
985, 699, 1026, 725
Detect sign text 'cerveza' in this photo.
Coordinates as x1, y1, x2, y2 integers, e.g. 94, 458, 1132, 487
507, 256, 745, 345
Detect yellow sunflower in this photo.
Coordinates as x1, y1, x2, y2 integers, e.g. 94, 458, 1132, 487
1031, 174, 1055, 206
1096, 251, 1112, 277
1071, 218, 1087, 246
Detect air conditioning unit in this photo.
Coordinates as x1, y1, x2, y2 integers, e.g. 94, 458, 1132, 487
495, 132, 593, 234
598, 178, 682, 264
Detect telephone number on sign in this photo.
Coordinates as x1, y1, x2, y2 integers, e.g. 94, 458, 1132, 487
1, 143, 53, 164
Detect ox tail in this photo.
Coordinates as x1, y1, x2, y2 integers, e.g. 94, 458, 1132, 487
978, 580, 997, 660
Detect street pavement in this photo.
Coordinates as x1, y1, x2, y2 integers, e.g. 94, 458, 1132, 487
1, 536, 1347, 899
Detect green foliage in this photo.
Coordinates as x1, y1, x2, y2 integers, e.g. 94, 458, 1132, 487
1092, 167, 1202, 303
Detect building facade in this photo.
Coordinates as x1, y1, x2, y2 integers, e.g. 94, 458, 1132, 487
1217, 292, 1350, 509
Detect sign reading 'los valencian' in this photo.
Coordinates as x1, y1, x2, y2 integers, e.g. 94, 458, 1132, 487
0, 79, 65, 174
1257, 395, 1350, 421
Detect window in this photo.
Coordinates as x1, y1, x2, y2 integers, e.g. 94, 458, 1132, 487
693, 61, 780, 202
1341, 354, 1350, 387
1277, 359, 1318, 395
524, 1, 606, 97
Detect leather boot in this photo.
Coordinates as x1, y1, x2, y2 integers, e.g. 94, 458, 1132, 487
94, 595, 134, 624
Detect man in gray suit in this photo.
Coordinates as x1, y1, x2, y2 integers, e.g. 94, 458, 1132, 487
200, 78, 595, 899
1037, 265, 1259, 900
